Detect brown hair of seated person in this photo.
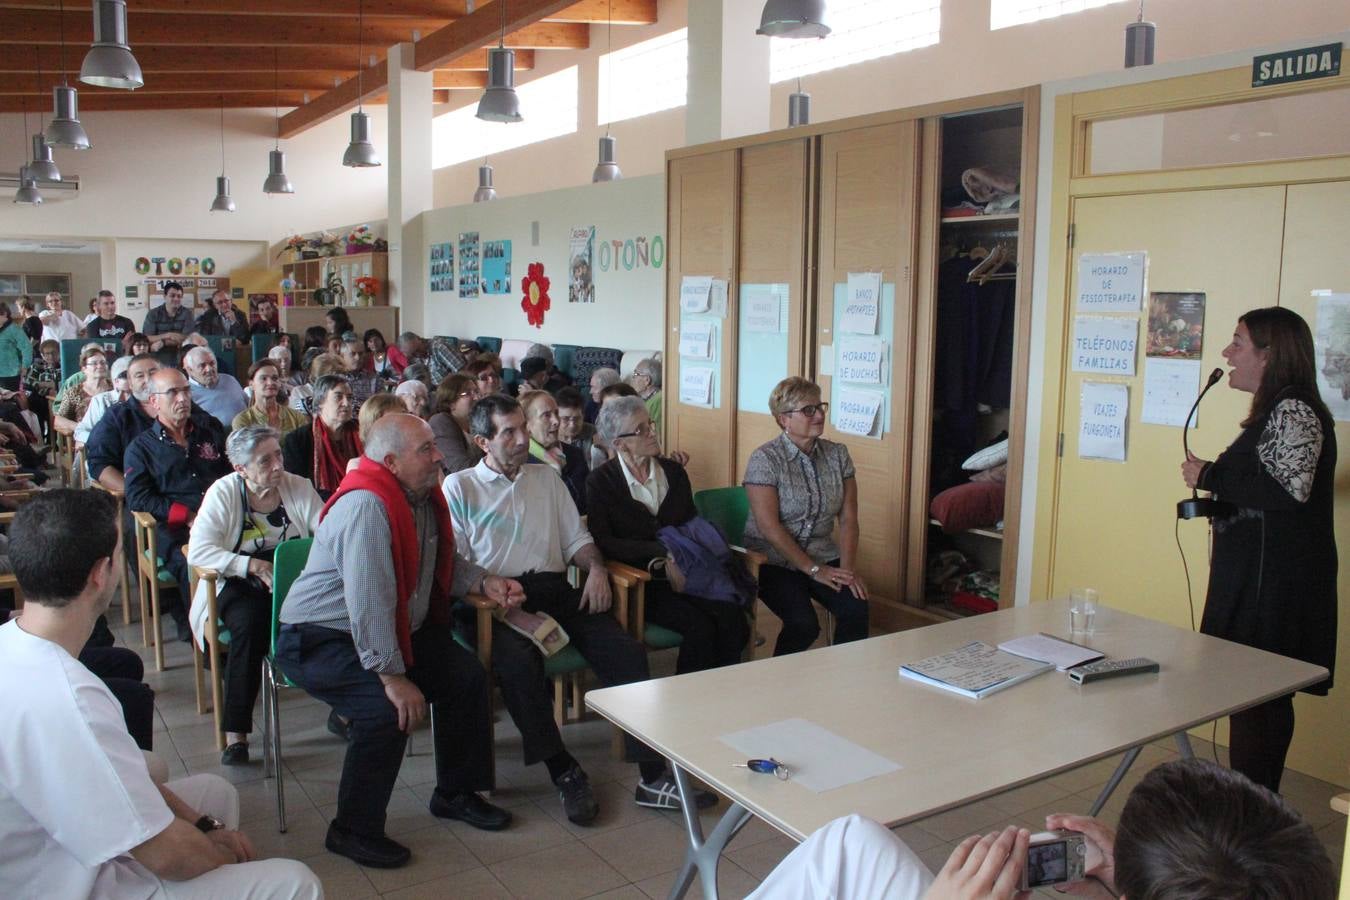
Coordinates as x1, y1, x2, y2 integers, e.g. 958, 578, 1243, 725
309, 352, 347, 381
357, 393, 407, 445
598, 382, 638, 404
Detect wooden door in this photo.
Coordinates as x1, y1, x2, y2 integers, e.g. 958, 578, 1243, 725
665, 151, 738, 490
1048, 186, 1287, 630
815, 121, 920, 630
734, 139, 813, 481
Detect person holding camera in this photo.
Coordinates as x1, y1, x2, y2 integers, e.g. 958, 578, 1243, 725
186, 425, 323, 765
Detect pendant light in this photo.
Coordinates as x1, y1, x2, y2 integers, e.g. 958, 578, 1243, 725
210, 101, 235, 212
80, 0, 144, 89
788, 77, 811, 126
343, 0, 381, 167
14, 108, 43, 205
473, 162, 498, 202
476, 1, 522, 123
756, 0, 830, 39
47, 0, 91, 150
263, 49, 294, 194
592, 1, 621, 182
28, 48, 62, 182
1123, 1, 1156, 68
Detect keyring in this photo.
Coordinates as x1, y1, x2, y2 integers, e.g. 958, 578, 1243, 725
733, 757, 790, 780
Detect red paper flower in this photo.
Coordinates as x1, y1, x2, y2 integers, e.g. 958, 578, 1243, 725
521, 262, 551, 328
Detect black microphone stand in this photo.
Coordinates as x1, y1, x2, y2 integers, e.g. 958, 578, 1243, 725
1178, 368, 1236, 520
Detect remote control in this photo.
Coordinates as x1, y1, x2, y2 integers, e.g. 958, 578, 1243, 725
1068, 657, 1160, 684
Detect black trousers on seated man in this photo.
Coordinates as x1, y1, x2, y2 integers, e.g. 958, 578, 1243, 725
458, 570, 661, 767
274, 621, 493, 839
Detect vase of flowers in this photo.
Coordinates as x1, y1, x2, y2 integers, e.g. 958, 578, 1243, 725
346, 224, 375, 255
277, 234, 307, 263
354, 275, 380, 306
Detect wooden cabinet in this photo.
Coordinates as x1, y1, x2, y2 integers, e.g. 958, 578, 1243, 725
280, 251, 388, 307
664, 88, 1038, 630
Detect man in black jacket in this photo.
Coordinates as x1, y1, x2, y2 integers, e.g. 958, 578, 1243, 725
194, 290, 249, 342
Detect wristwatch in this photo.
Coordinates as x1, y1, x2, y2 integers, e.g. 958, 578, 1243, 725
807, 564, 820, 577
195, 814, 225, 833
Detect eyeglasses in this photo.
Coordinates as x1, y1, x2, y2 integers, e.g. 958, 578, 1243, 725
733, 758, 790, 781
617, 422, 657, 439
155, 386, 193, 398
785, 402, 829, 418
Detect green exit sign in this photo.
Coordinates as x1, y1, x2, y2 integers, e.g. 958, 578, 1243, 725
1252, 43, 1341, 88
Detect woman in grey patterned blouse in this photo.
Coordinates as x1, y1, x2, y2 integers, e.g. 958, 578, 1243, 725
743, 377, 870, 655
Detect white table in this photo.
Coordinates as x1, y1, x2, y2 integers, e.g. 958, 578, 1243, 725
586, 600, 1328, 900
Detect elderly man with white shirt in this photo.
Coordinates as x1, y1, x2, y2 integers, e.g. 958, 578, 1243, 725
38, 290, 82, 342
443, 394, 712, 826
0, 489, 320, 900
183, 345, 247, 429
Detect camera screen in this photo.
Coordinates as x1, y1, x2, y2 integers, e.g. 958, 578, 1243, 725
1026, 841, 1068, 887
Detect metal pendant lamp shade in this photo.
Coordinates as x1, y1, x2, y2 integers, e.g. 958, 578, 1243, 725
47, 85, 91, 149
788, 90, 811, 126
592, 135, 622, 182
476, 47, 523, 123
756, 0, 830, 38
473, 164, 498, 202
14, 168, 43, 206
343, 110, 381, 167
28, 134, 62, 182
1124, 20, 1155, 67
80, 0, 144, 89
263, 149, 294, 194
210, 175, 235, 212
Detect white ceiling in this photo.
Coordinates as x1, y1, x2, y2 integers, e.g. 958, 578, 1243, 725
0, 239, 101, 255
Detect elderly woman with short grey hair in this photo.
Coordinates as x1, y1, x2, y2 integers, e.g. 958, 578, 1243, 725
187, 424, 324, 764
743, 376, 869, 656
586, 396, 749, 672
282, 373, 362, 499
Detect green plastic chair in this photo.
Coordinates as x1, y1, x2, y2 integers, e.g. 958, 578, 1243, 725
694, 486, 750, 545
261, 538, 312, 833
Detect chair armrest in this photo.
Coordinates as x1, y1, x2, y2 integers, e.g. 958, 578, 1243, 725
0, 511, 15, 525
604, 561, 649, 635
730, 545, 766, 578
462, 593, 496, 610
131, 510, 157, 529
604, 560, 650, 588
89, 480, 124, 498
463, 592, 495, 670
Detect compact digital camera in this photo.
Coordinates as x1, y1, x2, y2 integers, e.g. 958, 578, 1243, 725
1020, 830, 1088, 890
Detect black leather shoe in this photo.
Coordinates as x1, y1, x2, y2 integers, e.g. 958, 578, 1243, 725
326, 709, 351, 742
220, 742, 249, 766
324, 822, 410, 869
429, 789, 512, 831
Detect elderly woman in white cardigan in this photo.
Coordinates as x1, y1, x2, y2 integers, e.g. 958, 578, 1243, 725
186, 424, 323, 766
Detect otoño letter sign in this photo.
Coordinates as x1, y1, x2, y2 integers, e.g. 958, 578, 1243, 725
1252, 42, 1341, 88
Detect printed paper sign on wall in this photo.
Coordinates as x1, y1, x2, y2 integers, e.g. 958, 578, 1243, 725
1072, 316, 1138, 376
1077, 252, 1146, 312
1079, 382, 1128, 461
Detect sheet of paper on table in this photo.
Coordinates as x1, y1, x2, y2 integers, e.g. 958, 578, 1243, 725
720, 717, 902, 794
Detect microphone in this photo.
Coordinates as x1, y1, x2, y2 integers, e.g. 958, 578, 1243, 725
1178, 367, 1235, 520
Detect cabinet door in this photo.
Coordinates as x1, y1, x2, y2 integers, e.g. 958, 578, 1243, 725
666, 151, 739, 490
734, 139, 813, 481
1049, 186, 1287, 629
815, 121, 920, 628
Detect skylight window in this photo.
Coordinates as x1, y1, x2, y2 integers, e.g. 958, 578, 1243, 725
432, 66, 579, 169
598, 28, 688, 125
769, 0, 940, 84
990, 0, 1129, 30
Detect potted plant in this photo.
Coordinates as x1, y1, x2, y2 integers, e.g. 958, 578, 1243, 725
354, 275, 380, 306
347, 225, 375, 255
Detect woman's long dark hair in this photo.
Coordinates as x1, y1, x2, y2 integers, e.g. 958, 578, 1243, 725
1239, 306, 1331, 428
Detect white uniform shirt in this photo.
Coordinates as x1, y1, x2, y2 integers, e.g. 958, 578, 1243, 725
0, 621, 173, 899
40, 309, 82, 343
443, 460, 593, 576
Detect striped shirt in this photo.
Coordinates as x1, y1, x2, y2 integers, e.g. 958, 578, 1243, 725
742, 432, 855, 568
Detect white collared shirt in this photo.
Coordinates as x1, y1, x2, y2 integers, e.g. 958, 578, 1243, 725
442, 459, 593, 577
617, 453, 668, 516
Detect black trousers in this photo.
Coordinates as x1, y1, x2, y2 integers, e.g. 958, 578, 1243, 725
80, 645, 155, 751
645, 580, 749, 673
459, 571, 660, 767
1228, 693, 1296, 793
216, 577, 273, 735
757, 561, 870, 656
274, 622, 493, 838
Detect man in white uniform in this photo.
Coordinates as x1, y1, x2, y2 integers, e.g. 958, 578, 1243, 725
0, 489, 321, 899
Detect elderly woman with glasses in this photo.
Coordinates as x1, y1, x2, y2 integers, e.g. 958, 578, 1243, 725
187, 425, 323, 764
586, 396, 749, 672
429, 373, 483, 474
743, 376, 869, 656
52, 345, 111, 437
282, 373, 361, 500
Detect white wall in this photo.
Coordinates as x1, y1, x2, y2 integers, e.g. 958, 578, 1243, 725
110, 238, 269, 330
0, 250, 103, 307
415, 174, 664, 352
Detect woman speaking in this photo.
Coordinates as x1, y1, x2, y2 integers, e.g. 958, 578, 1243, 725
1181, 307, 1337, 792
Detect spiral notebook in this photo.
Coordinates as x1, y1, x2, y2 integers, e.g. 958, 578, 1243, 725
900, 640, 1054, 699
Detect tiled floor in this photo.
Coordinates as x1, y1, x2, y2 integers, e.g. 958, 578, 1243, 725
116, 610, 1345, 899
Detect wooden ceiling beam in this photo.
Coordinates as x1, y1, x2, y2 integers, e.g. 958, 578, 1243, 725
431, 70, 488, 89
278, 61, 388, 138
0, 10, 585, 49
0, 91, 311, 112
0, 72, 353, 94
0, 46, 532, 73
415, 0, 579, 70
0, 1, 655, 23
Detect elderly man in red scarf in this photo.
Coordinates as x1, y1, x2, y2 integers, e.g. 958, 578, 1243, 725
274, 414, 520, 870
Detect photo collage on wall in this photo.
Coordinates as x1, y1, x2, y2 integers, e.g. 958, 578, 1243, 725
568, 225, 595, 303
458, 232, 480, 298
429, 242, 454, 293
481, 240, 512, 294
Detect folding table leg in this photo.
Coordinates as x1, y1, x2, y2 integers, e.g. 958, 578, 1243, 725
1088, 745, 1141, 817
667, 765, 752, 900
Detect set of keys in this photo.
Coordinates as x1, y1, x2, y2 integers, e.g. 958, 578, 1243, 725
733, 758, 791, 780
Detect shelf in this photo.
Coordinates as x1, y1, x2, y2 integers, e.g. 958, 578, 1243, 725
940, 213, 1020, 225
929, 518, 1004, 540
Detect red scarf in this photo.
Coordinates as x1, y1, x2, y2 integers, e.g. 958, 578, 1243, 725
320, 457, 455, 666
313, 419, 362, 495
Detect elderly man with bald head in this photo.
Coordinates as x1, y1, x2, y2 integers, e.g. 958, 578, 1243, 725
183, 345, 247, 429
274, 413, 518, 870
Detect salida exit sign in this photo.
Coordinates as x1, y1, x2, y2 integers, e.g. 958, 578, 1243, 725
1251, 43, 1341, 88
